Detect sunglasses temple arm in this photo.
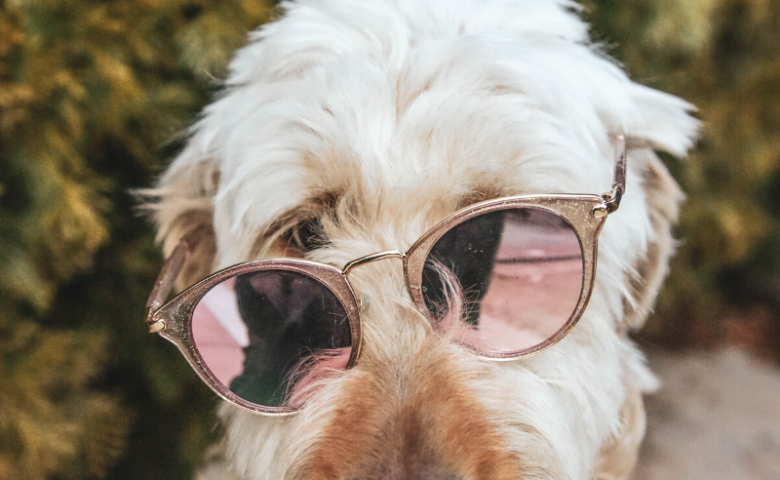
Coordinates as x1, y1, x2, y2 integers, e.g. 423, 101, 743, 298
145, 227, 204, 333
601, 134, 626, 215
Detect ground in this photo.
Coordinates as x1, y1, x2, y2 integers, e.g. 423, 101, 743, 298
632, 348, 780, 480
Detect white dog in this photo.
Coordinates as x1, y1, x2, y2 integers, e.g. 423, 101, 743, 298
147, 1, 699, 479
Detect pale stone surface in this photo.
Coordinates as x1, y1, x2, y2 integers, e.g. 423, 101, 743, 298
632, 348, 780, 480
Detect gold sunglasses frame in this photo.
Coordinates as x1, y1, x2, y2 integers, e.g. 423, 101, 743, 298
145, 136, 626, 415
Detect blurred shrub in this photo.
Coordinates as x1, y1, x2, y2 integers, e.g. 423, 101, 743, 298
0, 1, 272, 479
0, 0, 778, 479
584, 0, 780, 354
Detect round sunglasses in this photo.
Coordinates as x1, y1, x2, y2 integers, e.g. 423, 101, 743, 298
145, 136, 627, 415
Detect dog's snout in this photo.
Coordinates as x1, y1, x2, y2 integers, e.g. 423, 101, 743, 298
300, 336, 522, 480
347, 472, 464, 480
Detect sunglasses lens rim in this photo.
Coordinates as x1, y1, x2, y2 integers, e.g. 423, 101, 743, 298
176, 261, 360, 415
405, 198, 601, 360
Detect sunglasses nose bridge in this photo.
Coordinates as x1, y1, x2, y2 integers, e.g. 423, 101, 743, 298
341, 250, 406, 276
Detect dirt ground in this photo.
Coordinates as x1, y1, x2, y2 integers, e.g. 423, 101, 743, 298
631, 348, 780, 480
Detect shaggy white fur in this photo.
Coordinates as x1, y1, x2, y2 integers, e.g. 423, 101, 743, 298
149, 1, 699, 479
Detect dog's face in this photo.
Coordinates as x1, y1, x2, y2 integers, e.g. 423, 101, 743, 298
150, 1, 698, 479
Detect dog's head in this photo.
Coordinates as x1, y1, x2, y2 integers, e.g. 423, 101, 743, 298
149, 1, 698, 479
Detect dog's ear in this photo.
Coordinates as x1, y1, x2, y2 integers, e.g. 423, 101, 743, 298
144, 146, 220, 289
620, 148, 685, 333
614, 83, 698, 332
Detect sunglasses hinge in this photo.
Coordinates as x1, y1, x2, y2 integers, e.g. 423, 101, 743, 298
146, 309, 167, 333
593, 186, 623, 218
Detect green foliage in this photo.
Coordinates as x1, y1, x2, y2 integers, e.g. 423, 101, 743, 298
0, 0, 778, 479
584, 0, 780, 347
0, 1, 273, 478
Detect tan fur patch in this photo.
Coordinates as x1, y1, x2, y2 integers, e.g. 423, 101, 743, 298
301, 340, 522, 480
591, 382, 646, 480
621, 150, 683, 333
409, 354, 521, 480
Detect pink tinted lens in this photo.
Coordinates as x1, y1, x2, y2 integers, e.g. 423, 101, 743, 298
191, 270, 352, 408
422, 208, 583, 355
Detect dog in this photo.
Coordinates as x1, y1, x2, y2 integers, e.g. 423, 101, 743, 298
147, 1, 699, 478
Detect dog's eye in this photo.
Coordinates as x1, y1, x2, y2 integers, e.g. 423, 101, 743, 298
289, 217, 327, 252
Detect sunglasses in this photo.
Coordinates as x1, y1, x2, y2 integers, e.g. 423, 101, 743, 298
145, 136, 627, 415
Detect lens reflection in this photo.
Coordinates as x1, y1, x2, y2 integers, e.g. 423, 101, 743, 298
422, 208, 583, 354
191, 270, 352, 407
